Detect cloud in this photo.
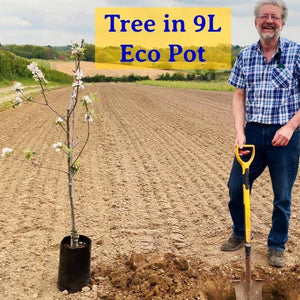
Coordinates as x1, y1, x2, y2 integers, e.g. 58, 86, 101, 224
0, 28, 93, 46
0, 16, 31, 28
0, 0, 299, 46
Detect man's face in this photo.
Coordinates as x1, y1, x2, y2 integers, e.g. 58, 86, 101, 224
255, 4, 285, 42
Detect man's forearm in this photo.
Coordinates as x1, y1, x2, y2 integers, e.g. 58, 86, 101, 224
232, 88, 246, 135
286, 109, 300, 131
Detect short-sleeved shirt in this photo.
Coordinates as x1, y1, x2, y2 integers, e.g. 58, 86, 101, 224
228, 38, 300, 125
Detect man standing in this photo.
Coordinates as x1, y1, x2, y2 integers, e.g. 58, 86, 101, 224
222, 0, 300, 268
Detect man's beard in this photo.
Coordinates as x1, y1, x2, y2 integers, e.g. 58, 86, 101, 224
257, 25, 282, 42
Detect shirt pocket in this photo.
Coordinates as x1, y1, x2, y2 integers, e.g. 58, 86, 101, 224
271, 67, 292, 88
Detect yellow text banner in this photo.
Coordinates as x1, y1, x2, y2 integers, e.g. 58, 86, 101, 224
95, 7, 231, 70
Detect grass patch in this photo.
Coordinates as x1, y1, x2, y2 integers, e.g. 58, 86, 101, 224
136, 80, 234, 92
0, 77, 43, 87
0, 81, 69, 111
0, 50, 72, 85
35, 59, 51, 69
0, 101, 13, 111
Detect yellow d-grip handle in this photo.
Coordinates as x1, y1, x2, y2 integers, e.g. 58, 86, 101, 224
235, 144, 255, 173
235, 145, 255, 244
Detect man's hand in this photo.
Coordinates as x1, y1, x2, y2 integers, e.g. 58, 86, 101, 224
272, 124, 294, 146
235, 133, 250, 155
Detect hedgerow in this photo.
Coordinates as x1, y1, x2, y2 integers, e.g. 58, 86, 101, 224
0, 50, 72, 84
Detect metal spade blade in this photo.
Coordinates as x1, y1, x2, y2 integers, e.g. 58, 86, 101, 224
233, 279, 264, 300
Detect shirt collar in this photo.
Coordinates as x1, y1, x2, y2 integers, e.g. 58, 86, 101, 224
253, 39, 285, 63
253, 38, 284, 52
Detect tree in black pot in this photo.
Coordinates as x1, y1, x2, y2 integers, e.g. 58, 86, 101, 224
3, 39, 96, 293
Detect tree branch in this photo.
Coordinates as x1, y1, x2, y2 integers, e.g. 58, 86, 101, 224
31, 158, 69, 175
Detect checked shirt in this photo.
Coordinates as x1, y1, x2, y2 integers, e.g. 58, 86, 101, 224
228, 38, 300, 125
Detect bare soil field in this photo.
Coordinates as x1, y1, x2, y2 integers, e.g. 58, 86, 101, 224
0, 83, 299, 299
50, 61, 177, 79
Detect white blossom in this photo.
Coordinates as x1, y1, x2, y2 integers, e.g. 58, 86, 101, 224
55, 117, 64, 124
12, 82, 24, 93
27, 62, 46, 82
14, 97, 23, 106
83, 95, 92, 104
71, 48, 81, 56
33, 70, 45, 81
27, 62, 39, 73
71, 42, 84, 56
1, 147, 13, 157
52, 142, 63, 152
74, 69, 83, 80
85, 113, 93, 122
72, 80, 84, 89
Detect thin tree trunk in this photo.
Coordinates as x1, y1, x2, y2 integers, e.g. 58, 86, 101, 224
69, 169, 79, 248
67, 99, 79, 248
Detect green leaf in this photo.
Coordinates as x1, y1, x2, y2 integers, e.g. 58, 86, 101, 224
24, 149, 37, 160
71, 160, 80, 173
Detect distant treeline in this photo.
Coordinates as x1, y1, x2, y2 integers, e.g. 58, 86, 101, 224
0, 49, 72, 83
0, 44, 95, 61
157, 70, 217, 81
83, 74, 150, 83
82, 70, 230, 83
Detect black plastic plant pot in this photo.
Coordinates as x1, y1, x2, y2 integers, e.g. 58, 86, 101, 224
57, 235, 91, 293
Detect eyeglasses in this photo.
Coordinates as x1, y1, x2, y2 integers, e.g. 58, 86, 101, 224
258, 15, 281, 21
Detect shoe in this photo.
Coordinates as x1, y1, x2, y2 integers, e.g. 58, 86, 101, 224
221, 236, 244, 252
268, 250, 285, 268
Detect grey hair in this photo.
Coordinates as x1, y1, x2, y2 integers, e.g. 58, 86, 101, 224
254, 0, 288, 22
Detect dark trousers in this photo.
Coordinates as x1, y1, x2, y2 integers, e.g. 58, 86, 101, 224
228, 123, 300, 251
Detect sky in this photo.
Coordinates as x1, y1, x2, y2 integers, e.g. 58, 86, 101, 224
0, 0, 299, 47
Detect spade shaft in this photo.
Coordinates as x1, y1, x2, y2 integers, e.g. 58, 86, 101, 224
233, 145, 263, 300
